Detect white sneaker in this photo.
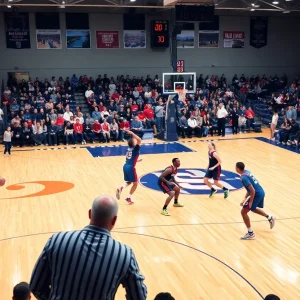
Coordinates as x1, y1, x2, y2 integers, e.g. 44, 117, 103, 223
82, 141, 84, 145
269, 216, 276, 229
240, 232, 256, 240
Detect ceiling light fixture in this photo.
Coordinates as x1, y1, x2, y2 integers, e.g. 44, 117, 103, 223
8, 0, 13, 2
62, 0, 65, 3
7, 5, 11, 7
250, 8, 255, 11
272, 1, 279, 4
130, 0, 136, 2
283, 10, 291, 13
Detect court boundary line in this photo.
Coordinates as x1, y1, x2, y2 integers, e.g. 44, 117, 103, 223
113, 231, 265, 299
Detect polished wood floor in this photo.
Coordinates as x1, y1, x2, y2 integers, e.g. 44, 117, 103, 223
1, 130, 299, 300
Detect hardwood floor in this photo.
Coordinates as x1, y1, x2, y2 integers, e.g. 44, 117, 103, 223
0, 130, 299, 299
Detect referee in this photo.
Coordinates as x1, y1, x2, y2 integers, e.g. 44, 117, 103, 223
30, 195, 147, 300
217, 103, 228, 137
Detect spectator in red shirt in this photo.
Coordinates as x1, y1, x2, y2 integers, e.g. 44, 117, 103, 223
245, 106, 255, 129
131, 101, 139, 114
101, 118, 111, 143
144, 104, 157, 134
92, 120, 103, 143
111, 91, 120, 101
119, 118, 130, 141
73, 118, 84, 144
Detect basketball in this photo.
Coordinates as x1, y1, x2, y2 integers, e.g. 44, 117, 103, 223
0, 177, 6, 187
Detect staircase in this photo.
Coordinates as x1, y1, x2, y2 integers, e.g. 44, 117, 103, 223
74, 92, 89, 116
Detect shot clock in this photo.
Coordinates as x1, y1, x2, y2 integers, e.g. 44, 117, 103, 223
151, 20, 169, 48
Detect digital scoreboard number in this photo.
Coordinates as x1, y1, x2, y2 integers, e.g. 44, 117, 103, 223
151, 20, 169, 48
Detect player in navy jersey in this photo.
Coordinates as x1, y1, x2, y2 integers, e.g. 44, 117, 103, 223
236, 162, 276, 240
116, 130, 142, 205
203, 142, 229, 198
158, 158, 184, 216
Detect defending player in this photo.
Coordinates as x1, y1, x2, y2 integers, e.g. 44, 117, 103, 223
158, 158, 184, 216
235, 162, 276, 240
116, 130, 142, 205
203, 142, 229, 198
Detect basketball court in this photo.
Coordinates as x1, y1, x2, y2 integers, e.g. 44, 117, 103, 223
1, 130, 300, 299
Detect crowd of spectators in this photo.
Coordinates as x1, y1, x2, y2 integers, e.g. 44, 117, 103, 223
1, 73, 299, 147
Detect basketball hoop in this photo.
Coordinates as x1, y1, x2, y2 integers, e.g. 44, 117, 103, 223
176, 89, 187, 104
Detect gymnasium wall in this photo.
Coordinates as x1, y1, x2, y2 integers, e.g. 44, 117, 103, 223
0, 11, 299, 83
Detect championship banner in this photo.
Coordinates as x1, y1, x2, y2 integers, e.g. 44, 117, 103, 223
250, 17, 268, 49
123, 30, 146, 48
96, 31, 119, 49
223, 31, 244, 48
66, 30, 91, 49
4, 12, 31, 49
36, 30, 61, 49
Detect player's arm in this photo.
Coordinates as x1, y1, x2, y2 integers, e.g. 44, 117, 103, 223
125, 130, 142, 145
209, 152, 222, 170
246, 184, 256, 208
159, 168, 174, 185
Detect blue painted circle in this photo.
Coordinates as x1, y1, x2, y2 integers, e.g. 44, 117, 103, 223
139, 168, 243, 195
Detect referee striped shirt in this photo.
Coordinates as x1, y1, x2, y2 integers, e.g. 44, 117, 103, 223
29, 225, 147, 300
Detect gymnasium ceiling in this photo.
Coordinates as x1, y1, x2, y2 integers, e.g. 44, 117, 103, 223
0, 0, 300, 15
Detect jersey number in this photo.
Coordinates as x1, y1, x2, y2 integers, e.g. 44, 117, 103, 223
126, 151, 132, 160
249, 173, 259, 184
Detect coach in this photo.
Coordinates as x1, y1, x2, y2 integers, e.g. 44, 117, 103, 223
30, 195, 147, 300
217, 103, 228, 137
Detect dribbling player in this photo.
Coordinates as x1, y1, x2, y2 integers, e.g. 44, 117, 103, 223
116, 130, 142, 205
158, 158, 184, 216
235, 162, 276, 240
203, 142, 229, 198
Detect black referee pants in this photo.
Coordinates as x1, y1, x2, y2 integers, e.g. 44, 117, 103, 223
218, 118, 226, 137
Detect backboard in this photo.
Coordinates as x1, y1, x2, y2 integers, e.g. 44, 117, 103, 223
162, 72, 197, 94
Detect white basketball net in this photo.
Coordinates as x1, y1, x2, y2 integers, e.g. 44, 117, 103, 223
176, 89, 187, 103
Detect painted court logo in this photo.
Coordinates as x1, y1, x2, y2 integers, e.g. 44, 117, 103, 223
140, 168, 243, 195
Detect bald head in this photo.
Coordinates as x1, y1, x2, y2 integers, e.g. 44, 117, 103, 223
90, 195, 118, 231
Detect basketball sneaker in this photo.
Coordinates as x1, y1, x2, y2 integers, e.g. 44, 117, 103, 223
209, 189, 217, 197
173, 203, 184, 207
269, 216, 276, 229
240, 232, 256, 240
161, 209, 170, 216
116, 187, 122, 200
125, 197, 134, 205
224, 189, 229, 199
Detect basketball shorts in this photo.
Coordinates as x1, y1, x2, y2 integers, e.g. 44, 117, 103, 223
158, 180, 174, 194
204, 166, 221, 180
243, 193, 265, 211
123, 165, 138, 183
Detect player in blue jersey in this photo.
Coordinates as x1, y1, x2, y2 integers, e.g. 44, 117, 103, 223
116, 130, 142, 205
235, 162, 276, 240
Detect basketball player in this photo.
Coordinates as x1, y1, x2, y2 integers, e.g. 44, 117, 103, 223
158, 158, 184, 216
116, 130, 142, 205
203, 142, 229, 198
235, 162, 276, 240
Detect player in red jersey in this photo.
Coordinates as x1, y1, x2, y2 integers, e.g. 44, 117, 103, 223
158, 158, 184, 216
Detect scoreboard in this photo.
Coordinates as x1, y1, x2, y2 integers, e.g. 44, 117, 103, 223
151, 20, 169, 48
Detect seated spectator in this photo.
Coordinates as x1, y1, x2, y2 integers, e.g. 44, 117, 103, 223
264, 295, 280, 300
92, 106, 101, 122
277, 118, 291, 144
13, 282, 31, 300
71, 74, 79, 88
63, 106, 73, 122
286, 105, 297, 121
92, 119, 103, 142
130, 115, 144, 138
32, 122, 45, 146
109, 80, 116, 95
85, 113, 94, 125
10, 99, 20, 114
73, 118, 85, 144
201, 114, 211, 137
154, 292, 175, 300
155, 99, 165, 133
119, 118, 130, 141
41, 120, 48, 145
12, 123, 23, 147
83, 119, 95, 143
50, 76, 57, 87
64, 121, 75, 145
110, 119, 119, 141
133, 87, 139, 99
245, 106, 255, 129
48, 121, 58, 146
287, 119, 299, 145
77, 112, 84, 124
187, 116, 201, 138
101, 118, 111, 143
22, 122, 33, 147
238, 114, 247, 133
85, 87, 94, 100
178, 114, 188, 138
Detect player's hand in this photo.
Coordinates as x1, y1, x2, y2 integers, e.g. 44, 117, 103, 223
137, 159, 143, 162
209, 167, 214, 171
168, 181, 175, 186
